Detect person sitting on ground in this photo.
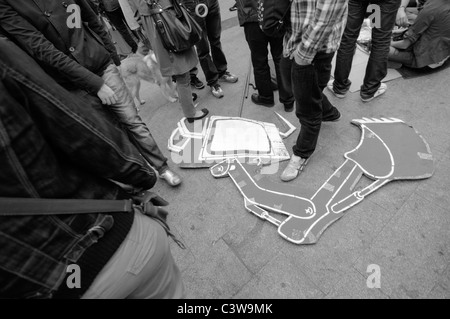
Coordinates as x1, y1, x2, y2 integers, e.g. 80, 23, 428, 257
389, 0, 450, 69
0, 36, 184, 299
0, 0, 183, 187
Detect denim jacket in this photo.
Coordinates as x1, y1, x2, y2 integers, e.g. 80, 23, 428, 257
0, 37, 157, 298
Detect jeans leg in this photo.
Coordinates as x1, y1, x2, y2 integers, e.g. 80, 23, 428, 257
102, 64, 168, 172
174, 72, 196, 118
269, 37, 294, 105
206, 0, 228, 77
334, 0, 369, 93
291, 60, 323, 159
195, 18, 219, 87
244, 23, 273, 102
315, 52, 339, 118
361, 0, 401, 98
388, 47, 415, 67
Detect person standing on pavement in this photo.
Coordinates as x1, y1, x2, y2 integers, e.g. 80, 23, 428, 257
0, 0, 183, 187
328, 0, 401, 102
182, 0, 239, 99
236, 0, 295, 111
280, 0, 348, 182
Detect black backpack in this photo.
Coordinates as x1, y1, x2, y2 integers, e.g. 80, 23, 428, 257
257, 0, 293, 38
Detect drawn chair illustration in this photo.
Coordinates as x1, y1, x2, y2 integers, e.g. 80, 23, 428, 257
211, 118, 435, 244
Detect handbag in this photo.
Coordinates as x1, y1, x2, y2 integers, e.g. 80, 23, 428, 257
257, 0, 293, 38
147, 0, 202, 53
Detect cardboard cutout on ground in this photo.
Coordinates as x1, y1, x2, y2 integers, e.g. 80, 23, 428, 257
168, 114, 296, 168
211, 118, 435, 244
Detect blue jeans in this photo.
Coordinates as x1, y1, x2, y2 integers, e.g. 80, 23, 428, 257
244, 22, 294, 105
102, 64, 168, 173
333, 0, 401, 99
184, 0, 228, 86
281, 53, 340, 159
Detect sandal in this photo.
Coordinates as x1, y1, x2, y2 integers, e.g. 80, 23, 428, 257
187, 108, 209, 123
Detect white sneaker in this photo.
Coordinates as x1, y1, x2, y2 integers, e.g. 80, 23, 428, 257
280, 155, 309, 182
211, 84, 224, 98
361, 83, 387, 102
327, 80, 347, 99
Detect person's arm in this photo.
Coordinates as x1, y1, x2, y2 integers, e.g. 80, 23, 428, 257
293, 0, 348, 65
402, 2, 434, 45
77, 0, 121, 66
391, 38, 412, 49
0, 0, 105, 94
396, 0, 410, 27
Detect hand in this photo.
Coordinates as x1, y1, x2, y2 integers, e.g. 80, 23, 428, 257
294, 54, 311, 66
97, 84, 117, 105
396, 7, 409, 27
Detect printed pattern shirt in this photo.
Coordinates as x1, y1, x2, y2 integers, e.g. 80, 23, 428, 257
284, 0, 349, 64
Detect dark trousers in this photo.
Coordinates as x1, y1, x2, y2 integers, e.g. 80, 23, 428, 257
333, 0, 400, 99
281, 53, 340, 159
189, 0, 228, 86
244, 22, 294, 105
105, 7, 138, 53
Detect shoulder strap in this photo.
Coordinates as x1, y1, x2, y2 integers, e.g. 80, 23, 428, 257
0, 198, 133, 216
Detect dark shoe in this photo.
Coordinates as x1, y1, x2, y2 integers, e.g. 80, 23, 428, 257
322, 109, 341, 122
284, 102, 294, 112
229, 3, 237, 11
187, 108, 209, 123
192, 92, 198, 102
251, 93, 274, 107
191, 76, 205, 89
160, 169, 182, 187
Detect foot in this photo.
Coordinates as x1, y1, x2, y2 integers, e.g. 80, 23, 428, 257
219, 71, 238, 83
191, 76, 205, 89
322, 108, 341, 122
360, 83, 387, 102
284, 102, 294, 112
187, 108, 209, 123
192, 92, 198, 102
211, 84, 224, 98
280, 155, 309, 182
229, 3, 237, 11
327, 80, 347, 99
251, 93, 274, 107
160, 169, 182, 187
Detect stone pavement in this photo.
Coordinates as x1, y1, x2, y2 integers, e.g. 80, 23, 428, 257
137, 0, 449, 299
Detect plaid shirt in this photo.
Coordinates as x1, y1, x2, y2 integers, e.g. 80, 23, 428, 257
284, 0, 349, 64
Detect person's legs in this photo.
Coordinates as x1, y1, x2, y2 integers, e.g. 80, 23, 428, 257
82, 211, 185, 299
388, 46, 415, 67
105, 8, 138, 53
315, 52, 341, 121
174, 72, 197, 118
333, 0, 369, 95
244, 23, 274, 104
101, 64, 168, 173
360, 0, 400, 99
269, 35, 295, 108
205, 0, 228, 78
280, 56, 295, 111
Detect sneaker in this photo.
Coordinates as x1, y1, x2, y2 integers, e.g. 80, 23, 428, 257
360, 83, 387, 102
191, 76, 205, 89
327, 80, 347, 99
211, 84, 224, 98
280, 155, 309, 182
159, 169, 182, 187
219, 71, 238, 83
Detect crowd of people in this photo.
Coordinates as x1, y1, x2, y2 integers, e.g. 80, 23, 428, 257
0, 0, 449, 299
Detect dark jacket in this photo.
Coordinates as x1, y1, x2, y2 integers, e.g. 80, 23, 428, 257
0, 37, 156, 299
0, 0, 120, 94
236, 0, 259, 27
